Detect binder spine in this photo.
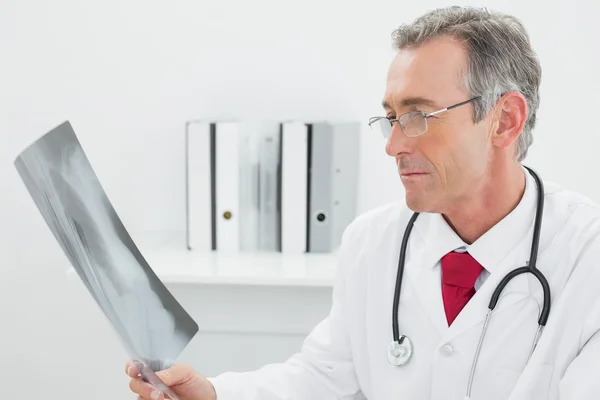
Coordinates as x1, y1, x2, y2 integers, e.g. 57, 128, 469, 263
215, 122, 240, 251
281, 121, 308, 254
185, 120, 212, 251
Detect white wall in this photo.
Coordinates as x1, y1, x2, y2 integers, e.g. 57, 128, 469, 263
1, 0, 600, 398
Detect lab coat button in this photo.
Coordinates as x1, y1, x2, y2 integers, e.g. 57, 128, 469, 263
440, 343, 454, 356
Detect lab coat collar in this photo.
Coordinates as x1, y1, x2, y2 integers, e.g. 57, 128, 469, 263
463, 166, 537, 275
406, 166, 538, 338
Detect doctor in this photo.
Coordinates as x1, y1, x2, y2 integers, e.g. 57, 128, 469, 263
126, 6, 600, 400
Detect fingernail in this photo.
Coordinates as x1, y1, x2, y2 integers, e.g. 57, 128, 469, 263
150, 390, 162, 400
127, 365, 137, 376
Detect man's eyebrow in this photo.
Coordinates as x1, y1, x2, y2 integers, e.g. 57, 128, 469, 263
381, 97, 439, 110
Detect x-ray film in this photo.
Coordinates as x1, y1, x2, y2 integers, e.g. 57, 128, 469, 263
14, 121, 199, 400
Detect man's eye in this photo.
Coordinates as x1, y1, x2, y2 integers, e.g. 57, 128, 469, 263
386, 116, 396, 121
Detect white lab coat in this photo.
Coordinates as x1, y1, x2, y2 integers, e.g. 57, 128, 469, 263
209, 168, 600, 399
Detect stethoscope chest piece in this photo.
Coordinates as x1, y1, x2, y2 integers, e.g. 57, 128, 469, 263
387, 336, 413, 367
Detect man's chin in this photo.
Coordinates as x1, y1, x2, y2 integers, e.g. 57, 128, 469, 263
405, 196, 424, 212
405, 194, 435, 213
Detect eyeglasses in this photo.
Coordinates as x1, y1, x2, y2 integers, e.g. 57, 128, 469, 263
368, 96, 482, 139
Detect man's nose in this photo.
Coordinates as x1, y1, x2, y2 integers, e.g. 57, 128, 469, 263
385, 121, 414, 157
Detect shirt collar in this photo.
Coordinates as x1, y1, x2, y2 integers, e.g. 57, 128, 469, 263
412, 166, 537, 274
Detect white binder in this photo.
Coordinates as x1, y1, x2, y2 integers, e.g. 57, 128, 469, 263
185, 120, 212, 251
280, 121, 308, 254
215, 121, 241, 252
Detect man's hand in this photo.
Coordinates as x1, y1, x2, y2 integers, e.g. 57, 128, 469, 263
126, 360, 217, 400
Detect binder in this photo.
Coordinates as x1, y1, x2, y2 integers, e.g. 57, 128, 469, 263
185, 120, 242, 252
257, 122, 281, 251
238, 123, 260, 251
307, 122, 333, 253
306, 122, 360, 253
329, 122, 360, 251
280, 121, 308, 254
185, 120, 212, 251
214, 121, 241, 252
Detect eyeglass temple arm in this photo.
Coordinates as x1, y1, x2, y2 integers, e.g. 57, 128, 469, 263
368, 116, 387, 126
425, 96, 482, 118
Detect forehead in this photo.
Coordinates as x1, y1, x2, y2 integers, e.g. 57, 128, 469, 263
383, 37, 468, 109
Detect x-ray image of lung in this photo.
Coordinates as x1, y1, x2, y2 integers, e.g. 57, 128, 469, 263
14, 121, 199, 374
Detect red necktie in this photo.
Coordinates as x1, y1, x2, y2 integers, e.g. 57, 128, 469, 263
441, 251, 484, 326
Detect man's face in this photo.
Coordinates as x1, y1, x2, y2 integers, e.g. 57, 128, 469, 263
382, 37, 493, 213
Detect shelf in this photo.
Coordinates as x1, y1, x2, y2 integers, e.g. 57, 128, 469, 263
66, 232, 338, 288
145, 248, 337, 287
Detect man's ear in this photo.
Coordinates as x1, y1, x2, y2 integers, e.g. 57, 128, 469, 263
490, 92, 528, 150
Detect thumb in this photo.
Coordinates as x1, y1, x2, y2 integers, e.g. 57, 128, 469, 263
155, 364, 197, 387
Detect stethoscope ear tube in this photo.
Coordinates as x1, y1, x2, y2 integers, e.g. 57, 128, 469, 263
487, 266, 551, 325
392, 212, 420, 343
488, 266, 530, 310
533, 268, 551, 326
488, 166, 551, 326
525, 166, 552, 326
523, 165, 545, 271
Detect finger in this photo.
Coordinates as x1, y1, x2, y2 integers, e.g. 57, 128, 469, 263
156, 363, 194, 387
126, 360, 140, 378
129, 377, 165, 400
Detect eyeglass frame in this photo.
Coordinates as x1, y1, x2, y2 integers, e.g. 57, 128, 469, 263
368, 96, 482, 138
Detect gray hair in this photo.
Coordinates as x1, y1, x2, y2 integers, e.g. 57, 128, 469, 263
391, 6, 541, 162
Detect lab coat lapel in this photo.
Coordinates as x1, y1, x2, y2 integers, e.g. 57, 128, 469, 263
405, 212, 466, 336
405, 228, 535, 346
439, 249, 532, 346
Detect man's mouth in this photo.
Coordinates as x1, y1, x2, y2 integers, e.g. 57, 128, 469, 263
400, 171, 429, 180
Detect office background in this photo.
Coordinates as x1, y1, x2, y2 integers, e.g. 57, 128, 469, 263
1, 0, 599, 398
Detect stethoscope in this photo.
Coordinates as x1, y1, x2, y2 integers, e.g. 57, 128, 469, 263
387, 166, 551, 399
